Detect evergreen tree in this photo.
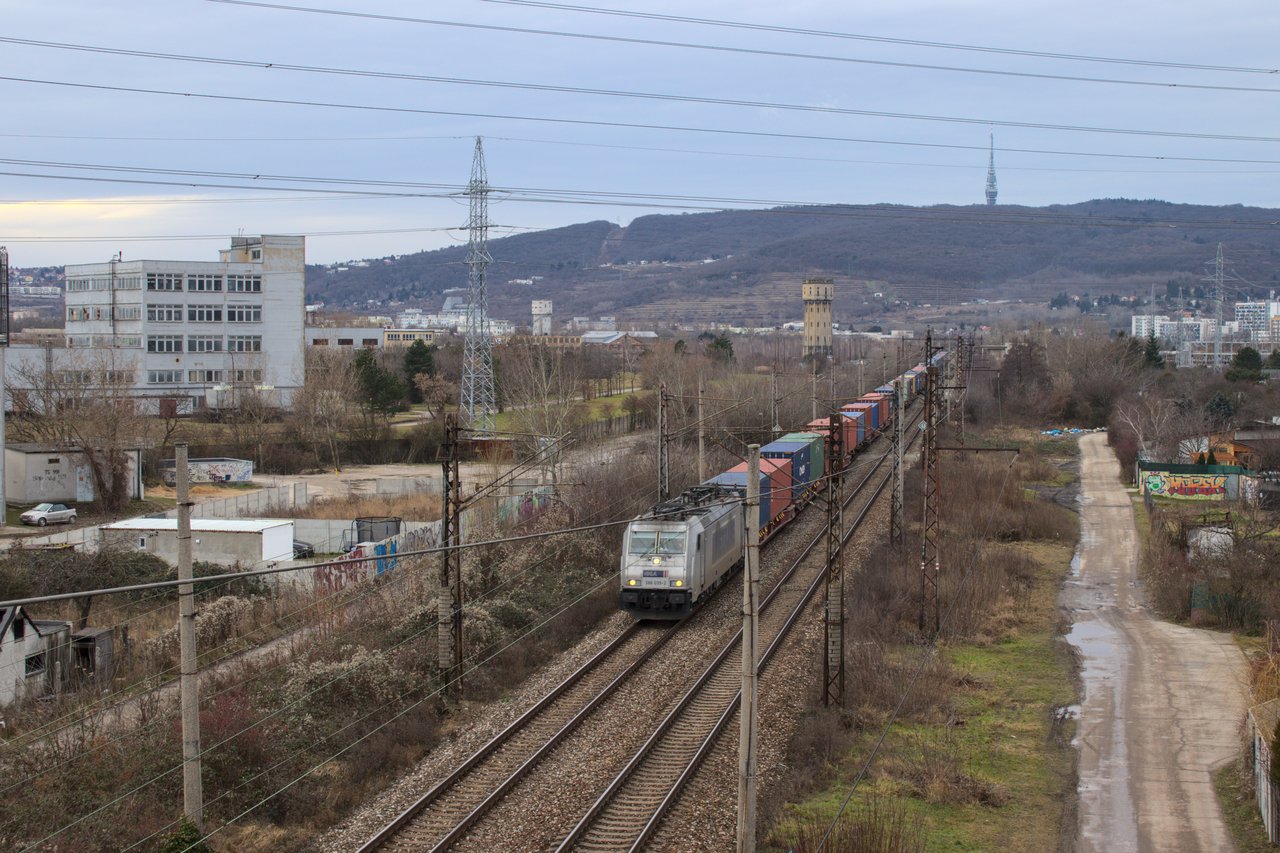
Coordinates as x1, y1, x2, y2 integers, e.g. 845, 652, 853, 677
1206, 449, 1218, 466
1268, 349, 1280, 370
705, 333, 734, 363
1226, 346, 1264, 382
402, 339, 435, 403
353, 348, 405, 420
1143, 335, 1164, 368
1205, 392, 1234, 427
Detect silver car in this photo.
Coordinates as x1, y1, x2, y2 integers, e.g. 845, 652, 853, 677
20, 503, 77, 527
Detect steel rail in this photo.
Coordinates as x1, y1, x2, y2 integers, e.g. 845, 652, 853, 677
555, 409, 920, 851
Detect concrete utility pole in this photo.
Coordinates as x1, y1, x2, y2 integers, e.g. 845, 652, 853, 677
0, 246, 8, 517
697, 377, 706, 483
737, 444, 761, 853
658, 382, 670, 501
770, 369, 780, 438
919, 333, 942, 636
1213, 243, 1225, 371
811, 370, 819, 422
175, 443, 203, 831
890, 377, 905, 549
439, 416, 464, 698
822, 412, 845, 706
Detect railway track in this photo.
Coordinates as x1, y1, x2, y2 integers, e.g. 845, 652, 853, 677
359, 412, 916, 852
357, 620, 676, 852
557, 418, 920, 852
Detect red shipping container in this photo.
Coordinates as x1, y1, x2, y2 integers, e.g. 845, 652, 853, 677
806, 418, 857, 462
843, 401, 877, 431
730, 457, 792, 518
860, 393, 890, 424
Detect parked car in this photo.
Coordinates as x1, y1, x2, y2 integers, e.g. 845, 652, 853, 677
292, 540, 316, 559
20, 503, 77, 527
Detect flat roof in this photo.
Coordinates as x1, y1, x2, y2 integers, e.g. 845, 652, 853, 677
101, 519, 292, 533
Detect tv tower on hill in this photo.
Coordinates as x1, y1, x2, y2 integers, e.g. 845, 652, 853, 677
985, 131, 998, 206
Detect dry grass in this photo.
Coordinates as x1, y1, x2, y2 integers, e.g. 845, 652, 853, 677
774, 798, 925, 853
283, 492, 442, 521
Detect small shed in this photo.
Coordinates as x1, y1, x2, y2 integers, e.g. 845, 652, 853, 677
5, 443, 144, 505
99, 518, 294, 566
0, 607, 72, 706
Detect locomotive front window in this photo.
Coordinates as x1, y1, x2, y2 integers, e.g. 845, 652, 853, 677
629, 532, 686, 556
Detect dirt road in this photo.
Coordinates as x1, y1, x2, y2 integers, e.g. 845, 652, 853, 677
1063, 433, 1249, 852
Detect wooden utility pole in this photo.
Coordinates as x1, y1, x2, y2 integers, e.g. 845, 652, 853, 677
737, 445, 761, 853
439, 416, 464, 697
822, 412, 845, 706
175, 443, 203, 831
770, 369, 780, 438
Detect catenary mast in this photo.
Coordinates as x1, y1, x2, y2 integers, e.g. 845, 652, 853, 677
461, 137, 497, 434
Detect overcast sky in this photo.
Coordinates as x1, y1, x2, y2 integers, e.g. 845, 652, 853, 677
1, 0, 1278, 267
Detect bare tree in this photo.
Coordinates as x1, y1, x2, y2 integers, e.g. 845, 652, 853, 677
9, 349, 151, 512
288, 348, 360, 471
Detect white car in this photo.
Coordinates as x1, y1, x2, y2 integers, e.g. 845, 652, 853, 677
20, 503, 77, 527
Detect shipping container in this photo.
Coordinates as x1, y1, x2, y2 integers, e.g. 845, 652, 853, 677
860, 393, 891, 425
806, 417, 858, 463
842, 401, 877, 431
761, 439, 814, 500
728, 457, 792, 521
705, 469, 772, 531
780, 432, 825, 482
839, 409, 866, 447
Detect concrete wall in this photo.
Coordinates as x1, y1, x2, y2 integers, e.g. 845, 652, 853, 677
160, 483, 307, 520
161, 457, 253, 486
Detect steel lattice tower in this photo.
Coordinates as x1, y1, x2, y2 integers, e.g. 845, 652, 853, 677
461, 137, 496, 434
985, 132, 998, 206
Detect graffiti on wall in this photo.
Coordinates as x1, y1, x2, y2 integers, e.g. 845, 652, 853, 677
1144, 472, 1228, 500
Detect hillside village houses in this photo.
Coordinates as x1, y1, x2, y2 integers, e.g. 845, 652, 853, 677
5, 235, 306, 414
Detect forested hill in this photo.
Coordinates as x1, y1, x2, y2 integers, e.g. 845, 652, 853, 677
306, 199, 1280, 326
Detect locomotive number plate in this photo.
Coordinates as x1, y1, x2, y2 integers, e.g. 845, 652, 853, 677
642, 569, 665, 578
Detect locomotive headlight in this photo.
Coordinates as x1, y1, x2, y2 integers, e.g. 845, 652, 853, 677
652, 557, 662, 565
674, 580, 683, 587
628, 579, 636, 586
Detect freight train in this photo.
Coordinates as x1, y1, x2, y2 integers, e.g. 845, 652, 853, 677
620, 354, 945, 619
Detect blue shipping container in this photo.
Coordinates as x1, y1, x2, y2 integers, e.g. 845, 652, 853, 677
761, 440, 813, 500
705, 471, 772, 530
840, 410, 866, 446
780, 432, 825, 480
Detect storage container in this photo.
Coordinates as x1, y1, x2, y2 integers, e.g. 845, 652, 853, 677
780, 432, 825, 483
760, 439, 814, 500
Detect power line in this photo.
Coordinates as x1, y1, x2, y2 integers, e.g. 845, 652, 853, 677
8, 32, 1280, 97
472, 0, 1280, 76
5, 68, 1279, 146
203, 0, 1280, 91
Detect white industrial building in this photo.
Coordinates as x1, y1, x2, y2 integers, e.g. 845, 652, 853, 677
8, 235, 306, 413
99, 518, 295, 566
5, 443, 144, 504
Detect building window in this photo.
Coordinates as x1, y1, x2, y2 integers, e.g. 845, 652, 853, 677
147, 304, 183, 323
188, 369, 224, 383
225, 305, 262, 323
114, 276, 141, 290
311, 338, 329, 346
187, 335, 224, 353
362, 338, 379, 347
187, 274, 223, 292
25, 654, 45, 676
114, 336, 143, 349
113, 306, 141, 321
146, 273, 183, 292
147, 335, 183, 353
227, 275, 262, 293
337, 338, 353, 346
228, 335, 262, 353
66, 278, 90, 292
251, 249, 261, 260
232, 368, 263, 383
188, 305, 223, 322
147, 370, 182, 384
